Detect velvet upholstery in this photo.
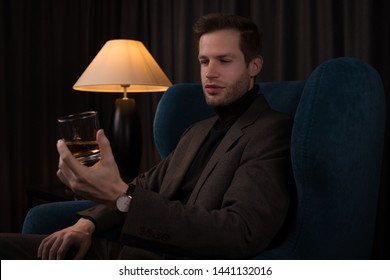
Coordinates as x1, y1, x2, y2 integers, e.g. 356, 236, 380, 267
22, 57, 385, 259
22, 200, 96, 234
262, 57, 385, 259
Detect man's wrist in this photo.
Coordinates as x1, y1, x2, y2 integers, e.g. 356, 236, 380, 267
77, 217, 96, 235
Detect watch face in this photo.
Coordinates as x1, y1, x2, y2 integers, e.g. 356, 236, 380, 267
117, 195, 132, 212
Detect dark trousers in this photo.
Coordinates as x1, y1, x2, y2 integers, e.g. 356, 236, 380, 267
0, 233, 122, 260
0, 233, 167, 259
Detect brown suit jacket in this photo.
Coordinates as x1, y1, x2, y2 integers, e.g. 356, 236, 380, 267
79, 95, 293, 259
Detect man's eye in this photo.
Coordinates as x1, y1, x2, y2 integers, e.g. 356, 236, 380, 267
220, 60, 231, 64
199, 60, 208, 65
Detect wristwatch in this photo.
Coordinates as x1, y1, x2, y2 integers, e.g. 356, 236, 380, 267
116, 184, 135, 213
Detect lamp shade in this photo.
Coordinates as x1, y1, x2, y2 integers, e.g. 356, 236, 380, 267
73, 39, 172, 93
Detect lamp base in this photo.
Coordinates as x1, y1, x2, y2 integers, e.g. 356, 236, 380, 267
110, 98, 141, 182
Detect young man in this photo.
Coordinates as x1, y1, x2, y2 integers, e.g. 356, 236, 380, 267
0, 13, 293, 259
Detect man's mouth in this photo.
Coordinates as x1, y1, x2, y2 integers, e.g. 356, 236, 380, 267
205, 84, 224, 94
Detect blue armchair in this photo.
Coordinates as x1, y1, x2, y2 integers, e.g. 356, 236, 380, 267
23, 57, 386, 259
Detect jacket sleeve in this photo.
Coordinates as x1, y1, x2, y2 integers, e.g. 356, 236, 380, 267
78, 204, 124, 234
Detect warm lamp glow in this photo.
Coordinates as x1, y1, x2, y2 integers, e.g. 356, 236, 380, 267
72, 39, 171, 181
73, 39, 172, 93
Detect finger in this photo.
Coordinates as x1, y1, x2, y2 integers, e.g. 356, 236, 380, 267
73, 239, 91, 260
96, 129, 115, 164
57, 139, 87, 177
57, 139, 73, 159
55, 238, 72, 260
48, 236, 63, 260
38, 235, 55, 260
37, 237, 45, 258
57, 156, 78, 190
57, 169, 71, 188
57, 157, 75, 185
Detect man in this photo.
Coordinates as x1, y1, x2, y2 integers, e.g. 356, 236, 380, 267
0, 13, 293, 259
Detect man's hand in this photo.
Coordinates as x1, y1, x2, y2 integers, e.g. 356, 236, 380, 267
37, 218, 95, 260
57, 129, 128, 207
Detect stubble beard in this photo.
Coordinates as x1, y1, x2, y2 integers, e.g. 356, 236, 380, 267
204, 75, 252, 108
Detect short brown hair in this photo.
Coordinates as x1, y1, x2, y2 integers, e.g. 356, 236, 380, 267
193, 13, 263, 64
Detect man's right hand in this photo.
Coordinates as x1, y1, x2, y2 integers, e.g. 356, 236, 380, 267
37, 218, 95, 260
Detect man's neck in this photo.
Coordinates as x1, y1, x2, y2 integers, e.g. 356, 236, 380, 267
213, 85, 259, 125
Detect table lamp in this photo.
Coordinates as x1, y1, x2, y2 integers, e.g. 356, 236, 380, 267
73, 39, 172, 181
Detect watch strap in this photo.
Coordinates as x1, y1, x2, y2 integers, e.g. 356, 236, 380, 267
126, 183, 136, 196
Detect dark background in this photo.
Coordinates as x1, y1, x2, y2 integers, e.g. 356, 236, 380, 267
0, 0, 388, 259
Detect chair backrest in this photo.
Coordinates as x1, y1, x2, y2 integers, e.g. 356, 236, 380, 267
153, 57, 386, 259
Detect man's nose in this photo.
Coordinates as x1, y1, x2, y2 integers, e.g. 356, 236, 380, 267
206, 61, 218, 78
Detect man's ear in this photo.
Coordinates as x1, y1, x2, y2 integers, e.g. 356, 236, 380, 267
249, 56, 263, 77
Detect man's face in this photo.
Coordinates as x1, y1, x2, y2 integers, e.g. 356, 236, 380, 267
198, 29, 262, 107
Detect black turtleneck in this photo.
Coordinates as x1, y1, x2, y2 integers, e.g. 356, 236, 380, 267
173, 85, 259, 203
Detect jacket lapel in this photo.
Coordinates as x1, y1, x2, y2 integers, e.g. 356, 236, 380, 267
159, 117, 217, 197
186, 96, 269, 205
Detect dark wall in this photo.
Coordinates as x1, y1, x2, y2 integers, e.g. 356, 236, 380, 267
0, 0, 388, 258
